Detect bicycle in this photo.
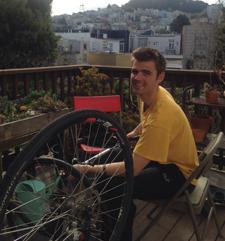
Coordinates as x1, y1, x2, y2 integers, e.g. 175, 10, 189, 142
0, 109, 133, 241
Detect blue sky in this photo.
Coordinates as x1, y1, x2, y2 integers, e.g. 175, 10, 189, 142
52, 0, 218, 16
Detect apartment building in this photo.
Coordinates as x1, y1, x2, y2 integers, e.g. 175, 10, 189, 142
182, 23, 216, 69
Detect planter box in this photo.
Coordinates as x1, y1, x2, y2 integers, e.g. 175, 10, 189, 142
0, 109, 70, 152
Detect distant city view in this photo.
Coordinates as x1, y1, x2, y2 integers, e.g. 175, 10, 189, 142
1, 0, 224, 70
52, 0, 223, 70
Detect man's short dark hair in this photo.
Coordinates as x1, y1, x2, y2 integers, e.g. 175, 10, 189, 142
131, 48, 166, 75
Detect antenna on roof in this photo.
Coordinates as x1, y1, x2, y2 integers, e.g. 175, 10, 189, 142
80, 3, 85, 12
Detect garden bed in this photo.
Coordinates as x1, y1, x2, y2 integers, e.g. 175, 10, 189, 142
0, 109, 69, 152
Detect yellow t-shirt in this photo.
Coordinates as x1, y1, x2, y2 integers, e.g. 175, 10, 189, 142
133, 86, 199, 179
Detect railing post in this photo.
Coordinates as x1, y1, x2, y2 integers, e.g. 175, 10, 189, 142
24, 74, 30, 96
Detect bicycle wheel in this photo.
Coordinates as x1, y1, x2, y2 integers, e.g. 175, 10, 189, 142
0, 110, 133, 241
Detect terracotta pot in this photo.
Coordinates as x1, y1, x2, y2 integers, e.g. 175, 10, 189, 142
205, 89, 220, 104
192, 128, 207, 143
189, 116, 213, 143
190, 116, 213, 131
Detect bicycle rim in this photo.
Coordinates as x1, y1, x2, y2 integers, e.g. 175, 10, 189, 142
0, 110, 133, 241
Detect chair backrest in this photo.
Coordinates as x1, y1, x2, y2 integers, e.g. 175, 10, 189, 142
197, 132, 224, 177
73, 95, 121, 113
174, 132, 224, 199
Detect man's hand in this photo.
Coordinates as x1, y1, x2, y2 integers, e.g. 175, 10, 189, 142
127, 130, 137, 139
127, 123, 142, 139
127, 131, 140, 150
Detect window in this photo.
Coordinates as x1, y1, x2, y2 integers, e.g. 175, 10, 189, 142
108, 43, 113, 52
120, 41, 125, 52
169, 39, 175, 49
139, 38, 147, 47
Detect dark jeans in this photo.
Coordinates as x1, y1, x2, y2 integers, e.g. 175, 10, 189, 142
100, 161, 189, 241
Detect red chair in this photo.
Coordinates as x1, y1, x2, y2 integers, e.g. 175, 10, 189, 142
74, 95, 121, 113
74, 95, 122, 123
73, 95, 122, 154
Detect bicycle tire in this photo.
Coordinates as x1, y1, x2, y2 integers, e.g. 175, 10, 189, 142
0, 110, 133, 241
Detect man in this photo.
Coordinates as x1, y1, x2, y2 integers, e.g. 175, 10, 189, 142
75, 47, 199, 240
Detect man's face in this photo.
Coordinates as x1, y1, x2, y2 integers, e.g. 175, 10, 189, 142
130, 59, 164, 99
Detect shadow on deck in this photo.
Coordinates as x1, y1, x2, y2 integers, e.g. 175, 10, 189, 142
133, 200, 225, 241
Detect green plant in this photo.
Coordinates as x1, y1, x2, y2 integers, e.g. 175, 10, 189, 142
21, 90, 66, 112
0, 96, 17, 122
0, 91, 67, 124
74, 67, 111, 96
29, 94, 67, 112
23, 90, 47, 104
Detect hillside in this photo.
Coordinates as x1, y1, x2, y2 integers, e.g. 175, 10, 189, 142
123, 0, 208, 13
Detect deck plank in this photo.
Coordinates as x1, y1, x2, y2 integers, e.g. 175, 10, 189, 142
141, 209, 183, 241
192, 206, 225, 241
133, 201, 225, 241
215, 212, 225, 241
133, 201, 159, 241
164, 212, 203, 241
133, 201, 183, 241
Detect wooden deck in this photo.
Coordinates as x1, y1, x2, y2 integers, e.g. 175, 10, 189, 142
133, 200, 225, 241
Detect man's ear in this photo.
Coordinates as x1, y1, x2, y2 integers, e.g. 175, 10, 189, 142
157, 72, 165, 84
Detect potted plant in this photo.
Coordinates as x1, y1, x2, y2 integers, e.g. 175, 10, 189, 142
74, 67, 111, 96
205, 84, 220, 104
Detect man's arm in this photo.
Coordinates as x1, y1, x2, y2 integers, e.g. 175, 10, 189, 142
74, 152, 149, 176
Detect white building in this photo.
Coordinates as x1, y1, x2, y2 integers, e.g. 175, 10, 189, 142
90, 38, 123, 53
129, 34, 181, 55
55, 32, 91, 42
55, 32, 91, 52
55, 32, 91, 64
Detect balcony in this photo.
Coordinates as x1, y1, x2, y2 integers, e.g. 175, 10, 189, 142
0, 64, 225, 241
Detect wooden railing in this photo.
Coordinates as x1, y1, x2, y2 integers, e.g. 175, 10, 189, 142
0, 65, 220, 102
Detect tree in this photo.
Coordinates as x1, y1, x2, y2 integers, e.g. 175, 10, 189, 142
0, 0, 58, 69
170, 14, 190, 33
